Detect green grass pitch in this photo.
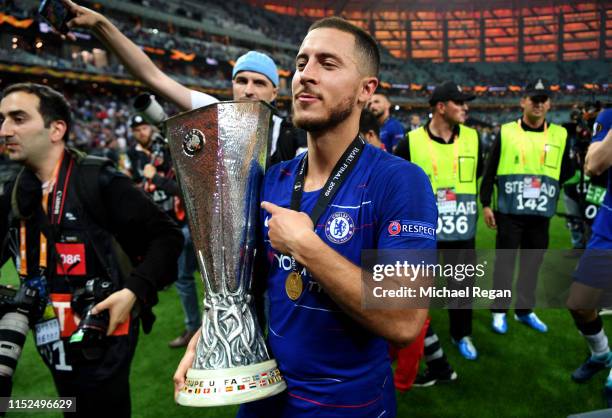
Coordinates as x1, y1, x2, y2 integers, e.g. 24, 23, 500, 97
2, 202, 609, 417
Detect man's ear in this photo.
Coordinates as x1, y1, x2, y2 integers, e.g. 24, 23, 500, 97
358, 77, 379, 106
49, 120, 67, 144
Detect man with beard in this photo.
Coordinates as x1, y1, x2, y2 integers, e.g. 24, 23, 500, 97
481, 79, 572, 334
63, 0, 306, 164
174, 16, 435, 418
367, 93, 405, 152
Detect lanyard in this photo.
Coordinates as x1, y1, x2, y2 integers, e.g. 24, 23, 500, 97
517, 119, 548, 166
425, 126, 459, 182
287, 135, 365, 274
290, 135, 365, 223
19, 152, 74, 277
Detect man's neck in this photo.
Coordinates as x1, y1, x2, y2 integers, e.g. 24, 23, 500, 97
522, 115, 545, 130
304, 117, 360, 192
32, 146, 65, 183
377, 111, 389, 126
429, 115, 456, 143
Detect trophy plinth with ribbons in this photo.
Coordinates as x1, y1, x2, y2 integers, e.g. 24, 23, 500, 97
166, 101, 286, 407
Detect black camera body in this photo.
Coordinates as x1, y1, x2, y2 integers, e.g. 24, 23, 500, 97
0, 284, 43, 324
69, 279, 114, 361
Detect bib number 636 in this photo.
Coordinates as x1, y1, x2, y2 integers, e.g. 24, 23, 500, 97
437, 215, 468, 235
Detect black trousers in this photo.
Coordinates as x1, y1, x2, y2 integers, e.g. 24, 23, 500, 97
53, 364, 131, 418
44, 319, 139, 418
438, 239, 475, 341
490, 212, 550, 315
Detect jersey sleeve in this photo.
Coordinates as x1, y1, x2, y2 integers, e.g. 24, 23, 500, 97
390, 121, 406, 149
190, 89, 219, 110
372, 157, 437, 250
592, 109, 612, 143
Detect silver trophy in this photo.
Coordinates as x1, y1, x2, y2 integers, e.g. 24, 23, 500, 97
166, 101, 286, 407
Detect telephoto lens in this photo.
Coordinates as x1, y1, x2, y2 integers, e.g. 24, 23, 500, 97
0, 285, 41, 398
0, 312, 29, 377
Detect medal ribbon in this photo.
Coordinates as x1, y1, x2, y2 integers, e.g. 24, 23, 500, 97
286, 135, 366, 277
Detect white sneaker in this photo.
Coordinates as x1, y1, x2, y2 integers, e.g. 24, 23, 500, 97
492, 313, 508, 334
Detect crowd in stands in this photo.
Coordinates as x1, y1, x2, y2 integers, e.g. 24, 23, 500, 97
2, 81, 584, 174
2, 0, 609, 100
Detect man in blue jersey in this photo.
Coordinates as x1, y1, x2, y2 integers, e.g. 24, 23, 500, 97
368, 93, 405, 152
567, 108, 612, 406
174, 16, 435, 418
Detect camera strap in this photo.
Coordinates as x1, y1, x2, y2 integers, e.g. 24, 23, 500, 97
19, 151, 74, 277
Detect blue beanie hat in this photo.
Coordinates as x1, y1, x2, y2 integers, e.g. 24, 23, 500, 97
232, 51, 279, 87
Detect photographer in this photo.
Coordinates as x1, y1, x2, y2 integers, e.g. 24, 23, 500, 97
127, 113, 200, 348
0, 83, 183, 417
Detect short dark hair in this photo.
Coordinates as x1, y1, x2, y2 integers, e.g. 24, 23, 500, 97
1, 83, 71, 141
359, 109, 380, 136
308, 16, 380, 77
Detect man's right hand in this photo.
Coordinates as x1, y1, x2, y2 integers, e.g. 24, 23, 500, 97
63, 0, 194, 111
61, 0, 105, 37
483, 206, 496, 229
173, 328, 201, 401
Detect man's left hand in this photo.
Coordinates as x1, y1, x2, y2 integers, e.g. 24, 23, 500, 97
261, 201, 315, 256
91, 288, 137, 335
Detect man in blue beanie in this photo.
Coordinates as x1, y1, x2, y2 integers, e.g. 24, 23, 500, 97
64, 0, 306, 164
63, 0, 308, 349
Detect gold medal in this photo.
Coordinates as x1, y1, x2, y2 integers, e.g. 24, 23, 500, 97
285, 271, 303, 301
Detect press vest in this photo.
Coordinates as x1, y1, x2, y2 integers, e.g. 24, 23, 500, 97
495, 121, 567, 217
409, 125, 479, 241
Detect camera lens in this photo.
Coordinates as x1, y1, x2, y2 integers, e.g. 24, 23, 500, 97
0, 312, 29, 377
69, 309, 109, 361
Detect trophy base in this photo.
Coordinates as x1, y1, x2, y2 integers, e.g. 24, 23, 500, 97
176, 359, 287, 407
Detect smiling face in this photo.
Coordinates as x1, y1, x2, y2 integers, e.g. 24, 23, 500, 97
232, 70, 278, 103
292, 27, 377, 133
367, 94, 390, 119
0, 91, 60, 165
